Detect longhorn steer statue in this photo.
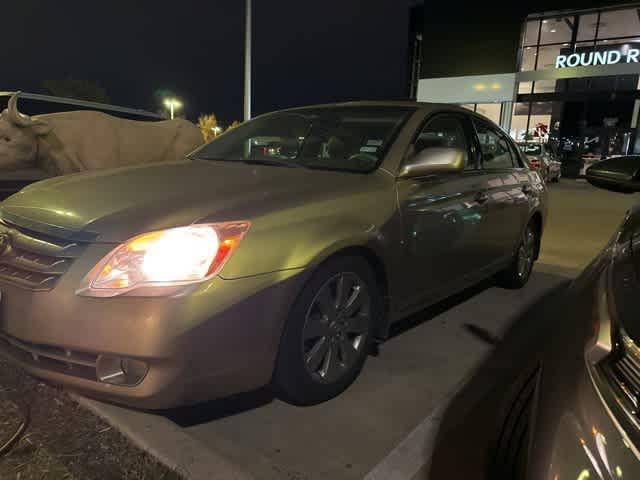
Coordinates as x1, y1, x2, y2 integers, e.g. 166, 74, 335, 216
0, 93, 204, 175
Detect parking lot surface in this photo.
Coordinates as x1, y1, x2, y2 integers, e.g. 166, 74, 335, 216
79, 180, 639, 479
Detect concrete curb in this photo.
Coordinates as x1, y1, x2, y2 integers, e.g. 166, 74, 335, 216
70, 393, 254, 480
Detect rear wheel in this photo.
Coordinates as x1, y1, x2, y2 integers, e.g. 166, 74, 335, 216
496, 221, 538, 289
274, 256, 380, 405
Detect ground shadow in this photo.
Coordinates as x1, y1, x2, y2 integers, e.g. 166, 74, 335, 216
388, 278, 494, 339
163, 387, 275, 427
423, 274, 572, 479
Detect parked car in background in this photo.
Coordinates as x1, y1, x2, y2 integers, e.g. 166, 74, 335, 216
518, 142, 550, 181
0, 101, 546, 408
427, 156, 640, 479
547, 158, 562, 182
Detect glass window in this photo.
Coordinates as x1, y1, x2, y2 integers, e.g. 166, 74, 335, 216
598, 8, 640, 40
575, 42, 595, 54
510, 103, 531, 141
537, 44, 564, 70
540, 17, 574, 45
524, 20, 540, 46
475, 103, 501, 124
460, 104, 476, 112
191, 106, 414, 173
473, 120, 514, 169
529, 102, 554, 142
618, 74, 639, 91
520, 47, 537, 71
533, 80, 557, 93
577, 13, 598, 41
414, 116, 468, 153
414, 115, 470, 168
518, 81, 533, 94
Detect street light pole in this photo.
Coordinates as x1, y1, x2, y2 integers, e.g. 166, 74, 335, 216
243, 0, 252, 121
163, 98, 182, 120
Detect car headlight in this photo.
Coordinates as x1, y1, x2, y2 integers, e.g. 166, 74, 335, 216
77, 222, 250, 297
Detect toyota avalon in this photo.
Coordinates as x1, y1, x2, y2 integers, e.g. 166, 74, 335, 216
0, 101, 546, 408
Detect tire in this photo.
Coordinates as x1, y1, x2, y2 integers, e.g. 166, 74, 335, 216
496, 220, 538, 289
274, 256, 381, 405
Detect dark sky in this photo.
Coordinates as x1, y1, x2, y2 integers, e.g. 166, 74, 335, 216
2, 0, 412, 123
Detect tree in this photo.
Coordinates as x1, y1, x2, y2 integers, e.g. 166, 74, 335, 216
198, 113, 219, 143
226, 120, 240, 131
198, 115, 241, 143
42, 78, 110, 104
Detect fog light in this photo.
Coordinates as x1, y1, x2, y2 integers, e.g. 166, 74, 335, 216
96, 355, 148, 386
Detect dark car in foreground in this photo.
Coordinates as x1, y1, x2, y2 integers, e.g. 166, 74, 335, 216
427, 156, 640, 479
0, 101, 546, 408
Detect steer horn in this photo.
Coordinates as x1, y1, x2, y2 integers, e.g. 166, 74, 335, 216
7, 92, 33, 127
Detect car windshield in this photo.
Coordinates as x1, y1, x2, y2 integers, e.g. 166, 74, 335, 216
518, 143, 542, 155
189, 106, 414, 173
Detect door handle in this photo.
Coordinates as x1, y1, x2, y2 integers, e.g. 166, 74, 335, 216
475, 191, 489, 204
522, 184, 533, 195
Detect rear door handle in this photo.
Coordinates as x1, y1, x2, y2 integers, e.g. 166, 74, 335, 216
475, 191, 489, 204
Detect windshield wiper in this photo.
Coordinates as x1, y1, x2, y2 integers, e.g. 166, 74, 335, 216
189, 156, 304, 168
240, 158, 304, 168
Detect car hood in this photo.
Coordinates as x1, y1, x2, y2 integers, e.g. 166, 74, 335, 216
1, 160, 384, 242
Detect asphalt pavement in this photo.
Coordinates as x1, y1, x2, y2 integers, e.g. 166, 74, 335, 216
77, 180, 640, 480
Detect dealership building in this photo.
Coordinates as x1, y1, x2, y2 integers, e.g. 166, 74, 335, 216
413, 2, 640, 157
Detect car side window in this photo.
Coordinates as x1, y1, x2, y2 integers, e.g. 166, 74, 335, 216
414, 115, 471, 169
508, 140, 525, 168
473, 120, 515, 170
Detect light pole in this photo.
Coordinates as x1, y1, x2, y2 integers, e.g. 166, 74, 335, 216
244, 0, 252, 121
163, 98, 182, 120
212, 126, 222, 137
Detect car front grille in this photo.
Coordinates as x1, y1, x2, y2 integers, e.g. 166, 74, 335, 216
0, 219, 89, 291
0, 331, 98, 381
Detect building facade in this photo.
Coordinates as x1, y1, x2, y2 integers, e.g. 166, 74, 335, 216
415, 2, 640, 158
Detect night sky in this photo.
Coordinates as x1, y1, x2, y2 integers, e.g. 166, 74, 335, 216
2, 0, 412, 123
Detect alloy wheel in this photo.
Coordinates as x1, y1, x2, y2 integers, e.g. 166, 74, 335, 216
302, 272, 371, 384
517, 226, 535, 280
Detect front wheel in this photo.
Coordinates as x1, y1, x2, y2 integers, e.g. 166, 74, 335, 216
274, 256, 380, 405
496, 221, 538, 289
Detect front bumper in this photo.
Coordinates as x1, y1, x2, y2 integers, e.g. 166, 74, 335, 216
0, 242, 306, 408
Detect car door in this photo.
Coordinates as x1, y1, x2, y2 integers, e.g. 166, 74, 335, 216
396, 112, 492, 310
472, 118, 530, 266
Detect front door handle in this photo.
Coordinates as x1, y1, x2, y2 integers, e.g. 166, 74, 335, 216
475, 191, 490, 204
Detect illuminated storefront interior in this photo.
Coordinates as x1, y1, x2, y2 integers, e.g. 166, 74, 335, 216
513, 4, 640, 156
417, 3, 640, 158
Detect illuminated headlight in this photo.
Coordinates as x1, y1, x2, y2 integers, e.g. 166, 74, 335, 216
77, 222, 250, 297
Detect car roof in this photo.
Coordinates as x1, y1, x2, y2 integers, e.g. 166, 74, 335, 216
261, 100, 504, 132
272, 100, 470, 113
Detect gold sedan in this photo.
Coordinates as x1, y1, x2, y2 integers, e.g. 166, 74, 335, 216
0, 102, 546, 408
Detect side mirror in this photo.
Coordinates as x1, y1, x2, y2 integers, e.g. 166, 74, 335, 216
586, 156, 640, 193
399, 147, 466, 178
